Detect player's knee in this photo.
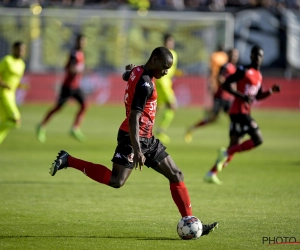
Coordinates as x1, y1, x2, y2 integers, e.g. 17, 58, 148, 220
170, 171, 184, 183
109, 178, 126, 189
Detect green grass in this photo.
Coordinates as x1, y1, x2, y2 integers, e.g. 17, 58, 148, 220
0, 104, 299, 250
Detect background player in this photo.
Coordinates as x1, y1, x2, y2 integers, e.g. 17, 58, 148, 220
0, 41, 26, 145
204, 45, 280, 184
185, 48, 239, 143
207, 44, 228, 99
155, 34, 180, 144
37, 34, 87, 143
49, 47, 218, 234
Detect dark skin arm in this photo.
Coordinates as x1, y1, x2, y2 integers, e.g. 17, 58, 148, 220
128, 110, 145, 171
222, 72, 252, 103
256, 84, 280, 100
122, 64, 136, 81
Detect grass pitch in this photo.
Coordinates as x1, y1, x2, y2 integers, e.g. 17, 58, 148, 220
0, 104, 299, 250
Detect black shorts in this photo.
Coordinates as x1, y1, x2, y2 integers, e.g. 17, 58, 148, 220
57, 86, 85, 106
212, 98, 231, 115
229, 114, 259, 137
111, 130, 169, 169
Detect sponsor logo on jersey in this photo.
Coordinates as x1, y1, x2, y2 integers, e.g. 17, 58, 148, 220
142, 82, 151, 88
127, 153, 134, 163
130, 75, 136, 81
114, 153, 122, 159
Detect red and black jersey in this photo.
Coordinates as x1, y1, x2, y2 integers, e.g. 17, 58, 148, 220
119, 66, 157, 138
230, 65, 262, 115
62, 49, 85, 89
214, 62, 236, 100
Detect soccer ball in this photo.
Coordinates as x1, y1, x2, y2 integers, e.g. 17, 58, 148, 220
177, 216, 203, 240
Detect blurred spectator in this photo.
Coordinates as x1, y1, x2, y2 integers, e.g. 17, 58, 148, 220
0, 0, 300, 10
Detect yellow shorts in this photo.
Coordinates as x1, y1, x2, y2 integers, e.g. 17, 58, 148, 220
0, 93, 20, 121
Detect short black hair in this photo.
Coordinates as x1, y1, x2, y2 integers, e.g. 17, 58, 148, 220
251, 45, 263, 54
163, 33, 173, 43
150, 46, 173, 60
12, 41, 24, 49
76, 34, 85, 42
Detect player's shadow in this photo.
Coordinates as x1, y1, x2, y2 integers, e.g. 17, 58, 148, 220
0, 235, 178, 241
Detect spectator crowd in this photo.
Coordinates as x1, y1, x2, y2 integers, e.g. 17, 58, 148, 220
1, 0, 299, 10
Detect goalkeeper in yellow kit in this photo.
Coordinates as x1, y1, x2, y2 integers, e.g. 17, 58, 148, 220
155, 34, 180, 144
0, 41, 26, 144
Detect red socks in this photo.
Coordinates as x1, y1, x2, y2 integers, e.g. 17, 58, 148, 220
170, 182, 192, 217
227, 139, 255, 156
68, 157, 192, 217
210, 140, 256, 174
68, 155, 111, 185
195, 119, 208, 128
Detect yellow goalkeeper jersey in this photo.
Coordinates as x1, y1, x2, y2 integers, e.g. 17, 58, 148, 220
155, 49, 178, 104
0, 55, 25, 94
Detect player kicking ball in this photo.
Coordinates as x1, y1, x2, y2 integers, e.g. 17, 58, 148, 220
204, 45, 280, 185
50, 47, 218, 235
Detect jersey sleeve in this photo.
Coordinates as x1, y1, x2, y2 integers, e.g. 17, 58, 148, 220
131, 76, 153, 113
235, 65, 246, 79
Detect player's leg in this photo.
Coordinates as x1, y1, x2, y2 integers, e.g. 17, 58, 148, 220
184, 98, 220, 143
37, 86, 68, 142
156, 105, 175, 144
143, 136, 191, 217
203, 115, 241, 184
208, 116, 261, 181
152, 155, 218, 234
50, 150, 132, 188
227, 116, 262, 156
0, 100, 21, 144
70, 88, 87, 142
207, 135, 239, 176
152, 155, 192, 217
156, 81, 175, 144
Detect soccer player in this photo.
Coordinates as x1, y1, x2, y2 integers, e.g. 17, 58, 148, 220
155, 34, 179, 144
50, 47, 218, 234
207, 44, 228, 97
185, 48, 239, 143
37, 34, 87, 143
0, 41, 26, 145
204, 45, 280, 184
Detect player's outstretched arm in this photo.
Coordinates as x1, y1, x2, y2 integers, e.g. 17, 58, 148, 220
256, 84, 280, 100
